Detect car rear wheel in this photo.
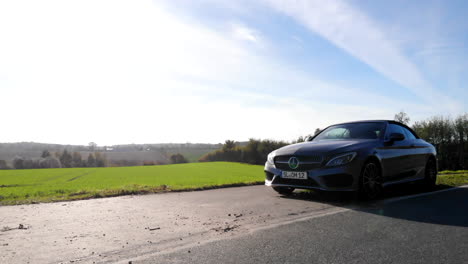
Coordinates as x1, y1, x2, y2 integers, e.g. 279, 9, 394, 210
359, 161, 383, 200
422, 158, 437, 189
272, 186, 295, 195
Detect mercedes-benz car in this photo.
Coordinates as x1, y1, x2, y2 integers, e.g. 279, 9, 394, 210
265, 120, 437, 199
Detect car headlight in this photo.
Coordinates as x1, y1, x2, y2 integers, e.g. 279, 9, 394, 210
267, 152, 275, 166
326, 152, 357, 167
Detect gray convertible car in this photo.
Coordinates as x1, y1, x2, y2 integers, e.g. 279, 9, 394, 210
265, 120, 437, 199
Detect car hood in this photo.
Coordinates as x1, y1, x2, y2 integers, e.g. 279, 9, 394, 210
273, 140, 375, 156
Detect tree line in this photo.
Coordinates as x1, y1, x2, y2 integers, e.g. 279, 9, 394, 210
0, 150, 190, 169
4, 150, 108, 169
199, 139, 289, 165
410, 113, 468, 170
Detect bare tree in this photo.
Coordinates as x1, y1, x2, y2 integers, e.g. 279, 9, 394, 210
88, 142, 97, 152
394, 111, 410, 125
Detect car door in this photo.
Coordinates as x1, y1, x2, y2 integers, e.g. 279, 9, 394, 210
401, 126, 428, 179
379, 123, 416, 182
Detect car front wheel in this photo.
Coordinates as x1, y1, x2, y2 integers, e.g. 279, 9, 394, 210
359, 161, 383, 200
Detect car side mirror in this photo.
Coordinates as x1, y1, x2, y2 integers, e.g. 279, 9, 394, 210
389, 133, 405, 142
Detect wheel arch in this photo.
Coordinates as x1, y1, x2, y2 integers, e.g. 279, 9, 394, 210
362, 155, 383, 174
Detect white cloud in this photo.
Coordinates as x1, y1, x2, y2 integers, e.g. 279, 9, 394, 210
263, 0, 462, 112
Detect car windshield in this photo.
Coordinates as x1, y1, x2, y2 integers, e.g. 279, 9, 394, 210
313, 122, 385, 141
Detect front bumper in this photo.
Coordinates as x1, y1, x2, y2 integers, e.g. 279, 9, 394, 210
264, 161, 360, 191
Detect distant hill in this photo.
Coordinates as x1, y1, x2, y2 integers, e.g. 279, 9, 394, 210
0, 142, 239, 165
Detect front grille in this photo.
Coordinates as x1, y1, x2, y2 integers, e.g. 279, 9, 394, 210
273, 176, 319, 187
274, 155, 323, 171
275, 155, 322, 163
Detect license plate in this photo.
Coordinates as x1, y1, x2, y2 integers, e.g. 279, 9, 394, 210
282, 171, 308, 179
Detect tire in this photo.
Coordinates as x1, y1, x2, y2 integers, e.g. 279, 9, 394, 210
272, 186, 295, 195
359, 161, 383, 200
422, 158, 437, 190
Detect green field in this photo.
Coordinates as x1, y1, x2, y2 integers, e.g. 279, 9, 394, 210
0, 162, 264, 205
0, 164, 467, 205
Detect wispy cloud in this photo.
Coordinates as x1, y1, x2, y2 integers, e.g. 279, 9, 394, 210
230, 23, 260, 43
263, 0, 461, 112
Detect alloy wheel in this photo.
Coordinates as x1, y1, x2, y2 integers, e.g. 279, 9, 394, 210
362, 162, 382, 199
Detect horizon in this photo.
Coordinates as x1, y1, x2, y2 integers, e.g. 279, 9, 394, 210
1, 0, 467, 145
0, 141, 227, 146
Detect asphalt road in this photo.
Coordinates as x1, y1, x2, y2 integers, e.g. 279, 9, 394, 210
141, 187, 468, 264
0, 185, 467, 264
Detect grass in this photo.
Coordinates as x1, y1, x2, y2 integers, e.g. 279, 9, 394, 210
437, 170, 468, 187
0, 162, 264, 205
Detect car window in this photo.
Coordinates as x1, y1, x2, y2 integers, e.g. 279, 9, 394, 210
402, 127, 417, 140
313, 122, 384, 141
321, 127, 350, 139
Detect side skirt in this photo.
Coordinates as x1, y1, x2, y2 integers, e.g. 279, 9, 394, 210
382, 176, 425, 187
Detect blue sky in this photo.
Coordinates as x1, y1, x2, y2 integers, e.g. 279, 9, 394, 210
0, 0, 467, 145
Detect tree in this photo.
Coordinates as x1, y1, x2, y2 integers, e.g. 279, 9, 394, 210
170, 153, 188, 164
0, 160, 9, 169
222, 140, 236, 151
87, 153, 96, 167
60, 150, 73, 168
22, 159, 34, 169
295, 136, 305, 143
244, 138, 261, 164
314, 128, 321, 135
413, 115, 457, 170
94, 152, 107, 167
41, 150, 51, 158
88, 142, 97, 152
454, 114, 468, 169
13, 156, 24, 169
394, 111, 410, 125
39, 157, 62, 168
72, 152, 82, 167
